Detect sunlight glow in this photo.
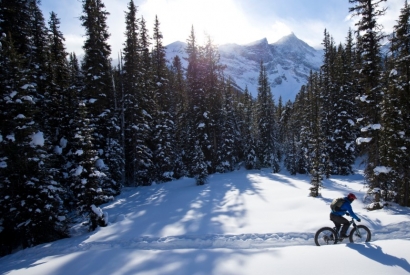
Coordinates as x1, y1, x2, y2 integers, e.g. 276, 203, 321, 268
141, 0, 259, 45
270, 21, 292, 41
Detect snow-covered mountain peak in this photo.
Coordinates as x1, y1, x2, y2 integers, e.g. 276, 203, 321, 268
165, 34, 323, 102
274, 32, 298, 45
246, 37, 269, 47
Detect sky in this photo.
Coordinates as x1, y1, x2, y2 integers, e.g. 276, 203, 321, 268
39, 0, 406, 59
1, 160, 410, 274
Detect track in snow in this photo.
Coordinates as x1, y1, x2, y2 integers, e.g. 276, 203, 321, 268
76, 221, 410, 251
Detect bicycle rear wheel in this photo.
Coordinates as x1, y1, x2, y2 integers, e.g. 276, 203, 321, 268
349, 225, 371, 243
314, 227, 337, 246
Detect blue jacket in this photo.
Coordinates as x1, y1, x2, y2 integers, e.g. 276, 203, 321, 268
331, 197, 360, 221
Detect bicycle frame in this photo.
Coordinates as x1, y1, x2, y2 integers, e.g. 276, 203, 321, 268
333, 218, 358, 242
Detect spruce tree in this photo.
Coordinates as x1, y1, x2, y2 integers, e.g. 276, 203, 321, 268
381, 0, 410, 205
122, 0, 142, 186
169, 55, 189, 178
185, 26, 208, 184
134, 15, 155, 186
216, 80, 238, 172
201, 35, 225, 173
241, 87, 258, 170
307, 72, 325, 196
79, 0, 119, 219
0, 0, 68, 252
349, 0, 387, 191
151, 15, 175, 183
256, 61, 279, 172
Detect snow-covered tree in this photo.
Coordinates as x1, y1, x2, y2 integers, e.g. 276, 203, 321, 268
256, 62, 279, 173
0, 0, 68, 252
349, 0, 386, 190
380, 0, 410, 205
79, 0, 120, 220
151, 15, 176, 183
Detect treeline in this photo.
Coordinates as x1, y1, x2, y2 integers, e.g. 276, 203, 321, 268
0, 0, 409, 255
289, 0, 410, 208
0, 0, 281, 254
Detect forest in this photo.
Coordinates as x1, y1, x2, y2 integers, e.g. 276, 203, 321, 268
0, 0, 409, 255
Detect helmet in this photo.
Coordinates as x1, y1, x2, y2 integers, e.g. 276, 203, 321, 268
347, 193, 357, 201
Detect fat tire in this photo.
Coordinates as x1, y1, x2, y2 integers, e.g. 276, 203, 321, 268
349, 225, 371, 243
314, 227, 337, 246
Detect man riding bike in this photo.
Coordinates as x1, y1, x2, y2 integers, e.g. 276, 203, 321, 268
330, 193, 361, 238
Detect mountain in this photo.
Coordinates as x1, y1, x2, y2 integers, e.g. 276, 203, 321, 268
165, 33, 323, 102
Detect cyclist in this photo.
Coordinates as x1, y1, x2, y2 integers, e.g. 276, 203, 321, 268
330, 193, 361, 238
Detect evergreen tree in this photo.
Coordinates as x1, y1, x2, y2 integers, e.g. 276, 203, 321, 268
79, 0, 119, 220
216, 80, 238, 172
319, 30, 336, 177
282, 100, 301, 175
256, 61, 279, 172
381, 0, 410, 205
328, 43, 356, 175
44, 12, 71, 186
185, 26, 208, 184
151, 15, 175, 183
349, 0, 387, 191
66, 102, 109, 230
241, 87, 258, 170
307, 72, 325, 196
169, 55, 188, 178
134, 15, 155, 186
62, 52, 84, 210
0, 0, 68, 253
201, 35, 225, 173
122, 0, 142, 186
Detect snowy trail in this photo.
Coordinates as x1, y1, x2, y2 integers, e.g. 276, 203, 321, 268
7, 221, 410, 265
76, 221, 410, 251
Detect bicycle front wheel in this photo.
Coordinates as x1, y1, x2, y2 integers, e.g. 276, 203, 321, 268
315, 227, 337, 246
349, 225, 371, 243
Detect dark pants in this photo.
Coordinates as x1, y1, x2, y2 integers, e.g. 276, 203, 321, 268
330, 213, 350, 236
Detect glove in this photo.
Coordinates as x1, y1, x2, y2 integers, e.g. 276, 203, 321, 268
357, 218, 361, 222
345, 212, 350, 216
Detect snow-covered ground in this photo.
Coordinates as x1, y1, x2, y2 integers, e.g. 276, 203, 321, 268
1, 162, 410, 275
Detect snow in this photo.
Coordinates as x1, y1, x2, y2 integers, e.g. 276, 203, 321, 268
390, 69, 398, 77
74, 149, 84, 156
374, 166, 392, 175
356, 137, 372, 145
6, 134, 15, 142
14, 114, 26, 119
9, 91, 17, 98
95, 159, 105, 169
21, 95, 34, 103
59, 137, 68, 149
30, 131, 44, 147
74, 165, 83, 176
1, 163, 410, 275
54, 146, 62, 155
91, 204, 104, 218
359, 95, 368, 102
